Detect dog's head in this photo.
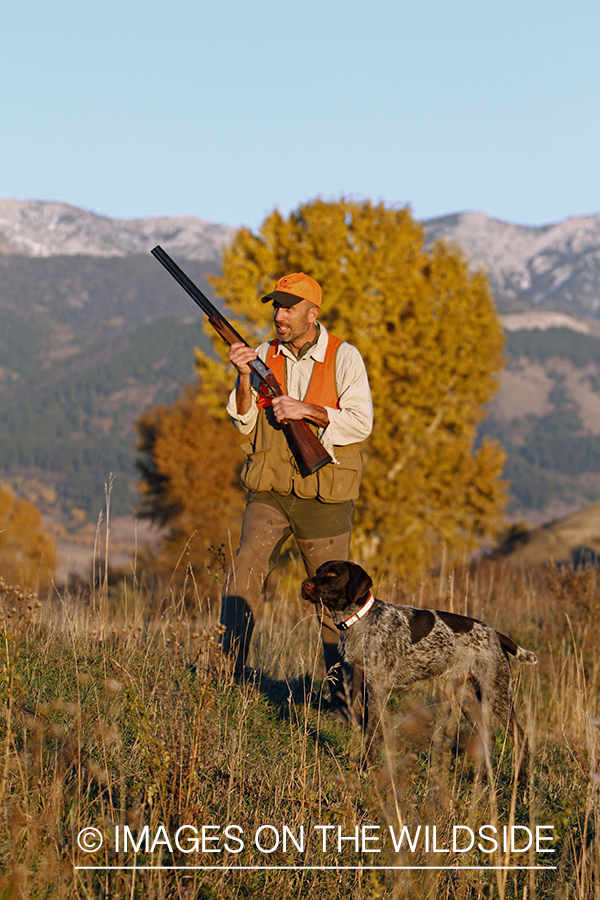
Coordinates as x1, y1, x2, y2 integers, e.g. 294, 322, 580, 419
301, 560, 373, 614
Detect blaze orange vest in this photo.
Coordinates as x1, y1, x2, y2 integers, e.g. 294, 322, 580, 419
257, 335, 342, 409
239, 333, 363, 503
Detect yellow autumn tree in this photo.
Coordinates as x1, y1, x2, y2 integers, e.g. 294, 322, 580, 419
135, 387, 245, 582
197, 197, 507, 572
0, 488, 55, 588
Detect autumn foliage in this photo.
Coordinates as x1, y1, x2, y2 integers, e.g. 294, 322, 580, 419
135, 387, 245, 581
140, 198, 507, 576
0, 488, 55, 587
199, 198, 507, 572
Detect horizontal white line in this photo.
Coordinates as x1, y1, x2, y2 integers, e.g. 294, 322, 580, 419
75, 865, 557, 872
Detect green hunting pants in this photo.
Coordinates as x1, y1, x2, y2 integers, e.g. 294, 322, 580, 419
220, 494, 357, 706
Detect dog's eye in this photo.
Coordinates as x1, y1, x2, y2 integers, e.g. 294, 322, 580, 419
326, 571, 337, 577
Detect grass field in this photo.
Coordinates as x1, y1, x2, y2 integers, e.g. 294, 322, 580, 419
0, 546, 598, 899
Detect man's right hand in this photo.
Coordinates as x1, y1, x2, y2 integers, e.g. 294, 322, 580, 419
228, 342, 258, 376
228, 342, 257, 416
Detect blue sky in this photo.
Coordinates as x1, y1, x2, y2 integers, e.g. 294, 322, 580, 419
1, 0, 599, 229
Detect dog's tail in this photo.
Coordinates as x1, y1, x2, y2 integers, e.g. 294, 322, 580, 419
496, 631, 538, 665
513, 646, 538, 665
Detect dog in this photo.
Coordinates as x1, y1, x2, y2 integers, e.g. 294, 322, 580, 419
301, 560, 537, 774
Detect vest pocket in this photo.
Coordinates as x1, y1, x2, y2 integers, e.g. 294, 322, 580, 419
240, 448, 269, 492
316, 447, 363, 503
240, 443, 293, 494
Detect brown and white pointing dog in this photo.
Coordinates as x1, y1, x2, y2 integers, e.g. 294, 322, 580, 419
301, 560, 537, 773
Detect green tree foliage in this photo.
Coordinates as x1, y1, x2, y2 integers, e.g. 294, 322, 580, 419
198, 198, 507, 572
135, 387, 245, 582
0, 488, 55, 587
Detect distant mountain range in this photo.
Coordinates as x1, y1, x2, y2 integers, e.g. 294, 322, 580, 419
0, 198, 235, 261
3, 198, 600, 317
0, 200, 226, 527
424, 210, 600, 318
2, 197, 600, 535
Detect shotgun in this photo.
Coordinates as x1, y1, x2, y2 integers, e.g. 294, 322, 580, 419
151, 245, 332, 475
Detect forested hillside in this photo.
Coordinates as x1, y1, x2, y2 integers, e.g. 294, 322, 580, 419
0, 254, 216, 519
3, 200, 600, 529
483, 326, 600, 518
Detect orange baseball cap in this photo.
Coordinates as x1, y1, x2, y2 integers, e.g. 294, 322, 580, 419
261, 272, 322, 308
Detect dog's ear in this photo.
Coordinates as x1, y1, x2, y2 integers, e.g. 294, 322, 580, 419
346, 562, 373, 604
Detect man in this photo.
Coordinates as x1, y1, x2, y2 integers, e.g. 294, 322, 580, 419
221, 271, 373, 707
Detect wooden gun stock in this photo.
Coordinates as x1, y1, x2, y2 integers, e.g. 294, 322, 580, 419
151, 246, 332, 476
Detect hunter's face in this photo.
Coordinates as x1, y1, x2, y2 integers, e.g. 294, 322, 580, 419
272, 299, 318, 347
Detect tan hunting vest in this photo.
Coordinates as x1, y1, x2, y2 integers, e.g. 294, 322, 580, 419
239, 335, 363, 502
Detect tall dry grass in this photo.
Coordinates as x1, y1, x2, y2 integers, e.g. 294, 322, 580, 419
0, 546, 598, 899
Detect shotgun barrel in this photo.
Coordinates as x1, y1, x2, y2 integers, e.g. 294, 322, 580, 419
151, 245, 332, 475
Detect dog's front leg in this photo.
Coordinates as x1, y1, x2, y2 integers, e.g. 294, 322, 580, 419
359, 687, 383, 770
